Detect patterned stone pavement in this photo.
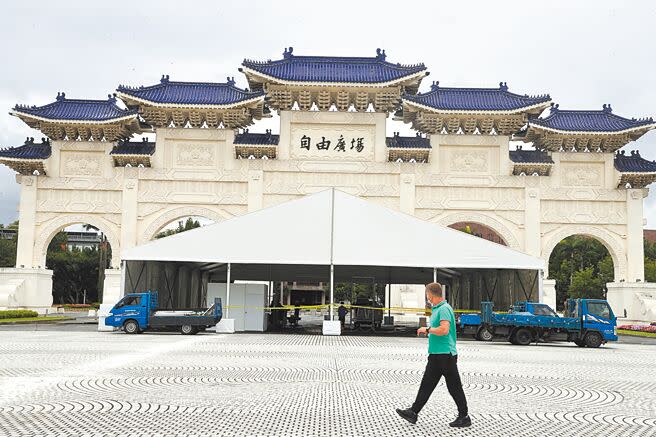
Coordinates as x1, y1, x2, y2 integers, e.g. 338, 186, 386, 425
0, 331, 654, 436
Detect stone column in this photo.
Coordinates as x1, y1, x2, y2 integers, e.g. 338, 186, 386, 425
247, 167, 264, 212
15, 175, 37, 268
399, 172, 415, 215
278, 111, 292, 160
542, 278, 557, 310
119, 168, 139, 255
626, 189, 645, 282
524, 182, 541, 257
373, 112, 387, 163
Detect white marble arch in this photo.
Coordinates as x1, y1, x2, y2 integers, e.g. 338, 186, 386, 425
33, 214, 121, 269
139, 205, 234, 244
541, 225, 627, 282
436, 212, 521, 250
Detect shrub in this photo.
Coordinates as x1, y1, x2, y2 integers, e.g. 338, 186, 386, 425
0, 310, 39, 319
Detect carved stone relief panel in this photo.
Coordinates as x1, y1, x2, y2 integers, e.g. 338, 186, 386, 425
541, 200, 626, 224
60, 151, 105, 177
540, 187, 625, 201
415, 186, 524, 210
174, 142, 217, 168
439, 145, 497, 175
36, 189, 122, 213
263, 171, 399, 197
138, 180, 247, 204
559, 162, 604, 187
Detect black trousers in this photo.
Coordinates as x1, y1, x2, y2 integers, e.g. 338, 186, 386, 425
411, 354, 468, 416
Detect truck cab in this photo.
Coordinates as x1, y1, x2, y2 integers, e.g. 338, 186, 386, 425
565, 298, 618, 345
106, 292, 154, 333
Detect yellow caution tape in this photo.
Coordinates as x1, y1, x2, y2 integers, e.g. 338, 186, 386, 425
222, 303, 482, 314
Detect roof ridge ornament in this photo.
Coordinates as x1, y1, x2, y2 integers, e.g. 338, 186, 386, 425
550, 102, 559, 113
376, 48, 386, 61
227, 76, 236, 86
283, 47, 294, 59
430, 81, 439, 91
499, 82, 508, 91
56, 92, 66, 101
160, 74, 170, 84
603, 103, 612, 113
107, 93, 117, 103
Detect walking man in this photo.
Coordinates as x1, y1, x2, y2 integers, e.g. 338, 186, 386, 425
396, 282, 471, 428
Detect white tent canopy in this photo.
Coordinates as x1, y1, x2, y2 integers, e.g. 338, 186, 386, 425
122, 189, 544, 271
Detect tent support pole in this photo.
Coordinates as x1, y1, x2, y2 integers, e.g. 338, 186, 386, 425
226, 263, 231, 319
387, 267, 391, 319
433, 267, 437, 283
330, 264, 334, 321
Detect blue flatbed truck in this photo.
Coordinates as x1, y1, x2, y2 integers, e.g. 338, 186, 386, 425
105, 291, 222, 335
457, 299, 617, 348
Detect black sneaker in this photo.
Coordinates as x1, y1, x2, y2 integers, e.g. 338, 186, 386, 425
395, 408, 418, 424
449, 414, 471, 428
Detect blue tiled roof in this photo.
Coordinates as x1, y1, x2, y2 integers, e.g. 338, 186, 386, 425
110, 139, 156, 155
530, 104, 655, 133
403, 82, 551, 112
0, 138, 51, 159
234, 130, 279, 145
386, 134, 431, 149
12, 93, 137, 121
241, 47, 426, 84
615, 150, 656, 172
509, 147, 553, 164
117, 76, 264, 106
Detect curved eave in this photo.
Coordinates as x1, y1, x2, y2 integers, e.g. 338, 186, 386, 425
620, 171, 656, 175
527, 122, 656, 137
116, 91, 265, 110
0, 156, 48, 162
402, 98, 552, 116
241, 66, 428, 89
10, 109, 139, 125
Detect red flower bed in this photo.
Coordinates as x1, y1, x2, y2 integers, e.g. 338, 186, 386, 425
618, 324, 656, 333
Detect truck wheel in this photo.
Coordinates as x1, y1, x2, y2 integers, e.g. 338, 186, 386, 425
476, 327, 494, 342
514, 328, 532, 346
574, 340, 586, 347
584, 331, 603, 348
180, 324, 195, 335
123, 320, 140, 334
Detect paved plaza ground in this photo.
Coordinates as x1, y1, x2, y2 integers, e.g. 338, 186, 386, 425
0, 329, 654, 436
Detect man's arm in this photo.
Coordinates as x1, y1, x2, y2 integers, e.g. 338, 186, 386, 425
427, 320, 450, 336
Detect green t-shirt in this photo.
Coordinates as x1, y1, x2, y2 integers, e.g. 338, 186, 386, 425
428, 301, 458, 355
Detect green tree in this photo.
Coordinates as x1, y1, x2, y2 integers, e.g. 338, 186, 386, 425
47, 246, 101, 304
0, 221, 19, 267
568, 267, 606, 299
155, 217, 201, 239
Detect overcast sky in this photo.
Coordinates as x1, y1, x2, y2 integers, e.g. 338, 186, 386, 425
1, 1, 655, 227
